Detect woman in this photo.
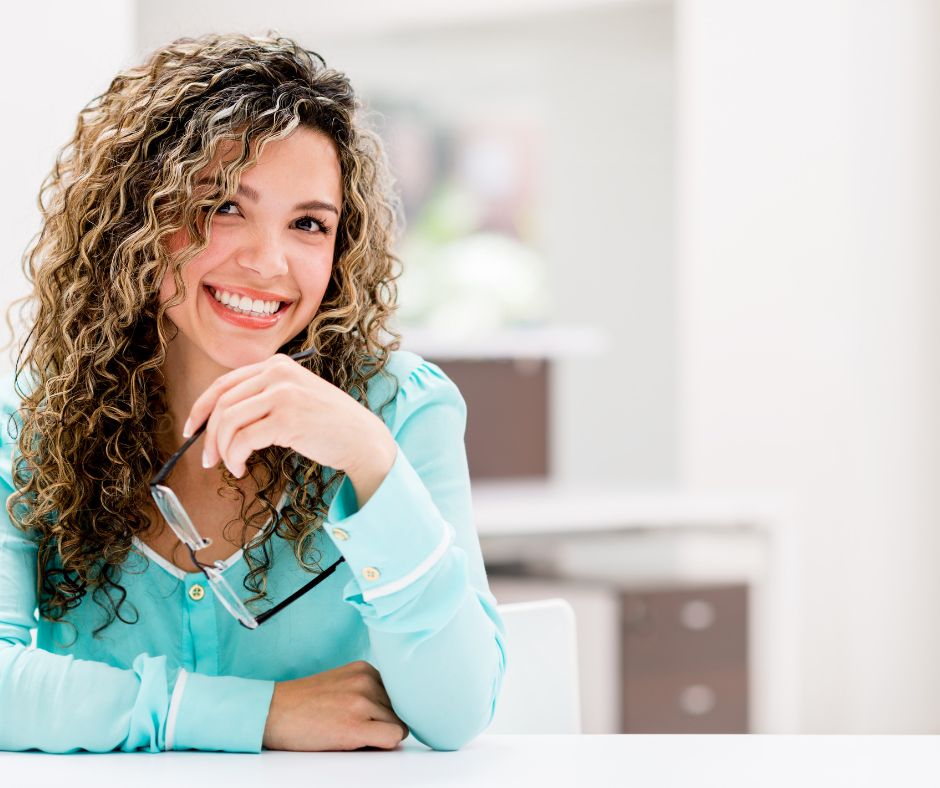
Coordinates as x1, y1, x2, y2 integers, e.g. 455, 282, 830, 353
0, 32, 506, 753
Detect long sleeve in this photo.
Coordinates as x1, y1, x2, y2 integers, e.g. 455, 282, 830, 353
323, 359, 508, 751
0, 378, 275, 754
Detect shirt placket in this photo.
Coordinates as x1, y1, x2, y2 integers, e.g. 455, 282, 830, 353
184, 574, 219, 675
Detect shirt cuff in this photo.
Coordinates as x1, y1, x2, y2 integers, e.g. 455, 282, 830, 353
168, 671, 275, 753
325, 445, 454, 610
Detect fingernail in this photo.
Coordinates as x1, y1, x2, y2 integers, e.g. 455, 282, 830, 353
182, 419, 192, 439
202, 450, 211, 468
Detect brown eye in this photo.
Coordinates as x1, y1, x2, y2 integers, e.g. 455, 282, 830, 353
295, 215, 329, 234
216, 201, 240, 215
199, 200, 238, 215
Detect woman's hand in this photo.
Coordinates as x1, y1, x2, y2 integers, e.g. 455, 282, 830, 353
262, 660, 410, 751
183, 353, 395, 479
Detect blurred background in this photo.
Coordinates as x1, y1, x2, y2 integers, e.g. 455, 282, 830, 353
4, 0, 940, 735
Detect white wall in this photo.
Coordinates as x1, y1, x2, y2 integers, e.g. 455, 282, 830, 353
677, 0, 940, 732
0, 5, 135, 374
136, 1, 678, 489
11, 0, 940, 734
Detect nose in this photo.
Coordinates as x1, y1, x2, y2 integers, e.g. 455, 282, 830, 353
234, 230, 290, 279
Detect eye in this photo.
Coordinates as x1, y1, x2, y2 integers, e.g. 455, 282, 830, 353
199, 199, 240, 216
295, 215, 331, 235
215, 200, 240, 215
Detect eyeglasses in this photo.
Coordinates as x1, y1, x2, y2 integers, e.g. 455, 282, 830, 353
149, 347, 345, 629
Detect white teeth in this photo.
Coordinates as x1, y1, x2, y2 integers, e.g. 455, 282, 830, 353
210, 287, 282, 316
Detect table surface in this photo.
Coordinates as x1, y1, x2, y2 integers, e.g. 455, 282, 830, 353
3, 734, 939, 788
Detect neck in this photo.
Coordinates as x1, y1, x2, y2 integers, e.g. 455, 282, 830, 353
158, 332, 232, 477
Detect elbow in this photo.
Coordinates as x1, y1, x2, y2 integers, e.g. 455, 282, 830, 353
398, 592, 509, 752
408, 717, 487, 752
409, 665, 506, 752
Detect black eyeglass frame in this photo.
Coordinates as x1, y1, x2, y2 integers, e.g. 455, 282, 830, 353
148, 347, 346, 630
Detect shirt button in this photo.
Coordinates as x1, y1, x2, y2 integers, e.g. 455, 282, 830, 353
188, 584, 206, 601
332, 527, 349, 541
362, 567, 381, 582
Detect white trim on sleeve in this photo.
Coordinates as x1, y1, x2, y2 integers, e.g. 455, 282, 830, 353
165, 668, 189, 751
361, 522, 455, 602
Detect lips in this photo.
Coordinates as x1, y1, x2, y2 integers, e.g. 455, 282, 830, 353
205, 285, 285, 316
203, 284, 289, 329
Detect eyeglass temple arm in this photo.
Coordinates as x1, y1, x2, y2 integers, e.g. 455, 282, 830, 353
150, 423, 205, 486
250, 556, 347, 627
149, 347, 319, 487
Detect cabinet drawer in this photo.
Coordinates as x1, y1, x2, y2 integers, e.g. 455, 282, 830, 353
425, 358, 549, 479
621, 584, 748, 732
623, 664, 748, 733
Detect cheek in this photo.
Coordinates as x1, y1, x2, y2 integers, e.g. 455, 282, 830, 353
158, 232, 224, 308
158, 267, 177, 305
299, 262, 334, 311
158, 258, 209, 314
158, 229, 192, 305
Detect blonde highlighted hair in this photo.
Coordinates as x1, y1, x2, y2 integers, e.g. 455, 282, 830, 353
4, 32, 403, 637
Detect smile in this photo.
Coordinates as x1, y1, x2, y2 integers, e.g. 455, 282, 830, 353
203, 285, 290, 328
208, 285, 288, 314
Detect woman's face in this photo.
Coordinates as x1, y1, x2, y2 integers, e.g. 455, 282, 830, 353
159, 125, 343, 371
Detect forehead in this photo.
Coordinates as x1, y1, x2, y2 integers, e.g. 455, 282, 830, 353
195, 127, 342, 203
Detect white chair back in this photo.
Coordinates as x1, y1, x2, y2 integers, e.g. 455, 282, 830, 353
486, 598, 582, 734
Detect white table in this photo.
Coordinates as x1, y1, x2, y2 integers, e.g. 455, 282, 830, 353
3, 734, 938, 788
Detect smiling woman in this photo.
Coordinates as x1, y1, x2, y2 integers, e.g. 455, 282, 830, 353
160, 127, 342, 366
0, 32, 506, 755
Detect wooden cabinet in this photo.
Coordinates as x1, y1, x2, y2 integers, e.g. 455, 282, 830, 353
428, 358, 549, 479
621, 584, 749, 733
489, 573, 750, 734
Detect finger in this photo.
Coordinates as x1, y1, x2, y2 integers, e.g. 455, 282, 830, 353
363, 698, 400, 724
203, 376, 272, 467
217, 391, 280, 478
349, 662, 396, 712
186, 365, 265, 439
185, 355, 293, 437
366, 678, 396, 714
224, 413, 284, 478
373, 703, 410, 739
349, 659, 381, 678
359, 719, 409, 750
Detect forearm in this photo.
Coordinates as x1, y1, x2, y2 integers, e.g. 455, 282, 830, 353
0, 639, 160, 753
344, 417, 398, 511
0, 638, 273, 753
324, 453, 507, 750
364, 551, 507, 751
322, 357, 508, 750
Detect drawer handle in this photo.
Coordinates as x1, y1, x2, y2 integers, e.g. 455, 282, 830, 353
680, 599, 716, 631
679, 684, 716, 716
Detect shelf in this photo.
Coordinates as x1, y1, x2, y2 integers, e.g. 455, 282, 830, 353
471, 480, 780, 537
473, 482, 778, 591
391, 323, 611, 361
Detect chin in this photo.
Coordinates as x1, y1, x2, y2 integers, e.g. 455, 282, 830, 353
205, 342, 283, 370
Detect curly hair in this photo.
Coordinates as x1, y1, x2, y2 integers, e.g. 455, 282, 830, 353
2, 31, 404, 639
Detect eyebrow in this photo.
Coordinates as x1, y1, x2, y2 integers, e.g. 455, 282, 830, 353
195, 177, 339, 215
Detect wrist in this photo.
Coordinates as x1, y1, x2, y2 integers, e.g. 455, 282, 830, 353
344, 416, 397, 509
262, 683, 279, 750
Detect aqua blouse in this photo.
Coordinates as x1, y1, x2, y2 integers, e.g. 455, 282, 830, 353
0, 350, 507, 753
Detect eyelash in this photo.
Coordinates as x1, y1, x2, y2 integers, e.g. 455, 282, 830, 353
207, 200, 332, 235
